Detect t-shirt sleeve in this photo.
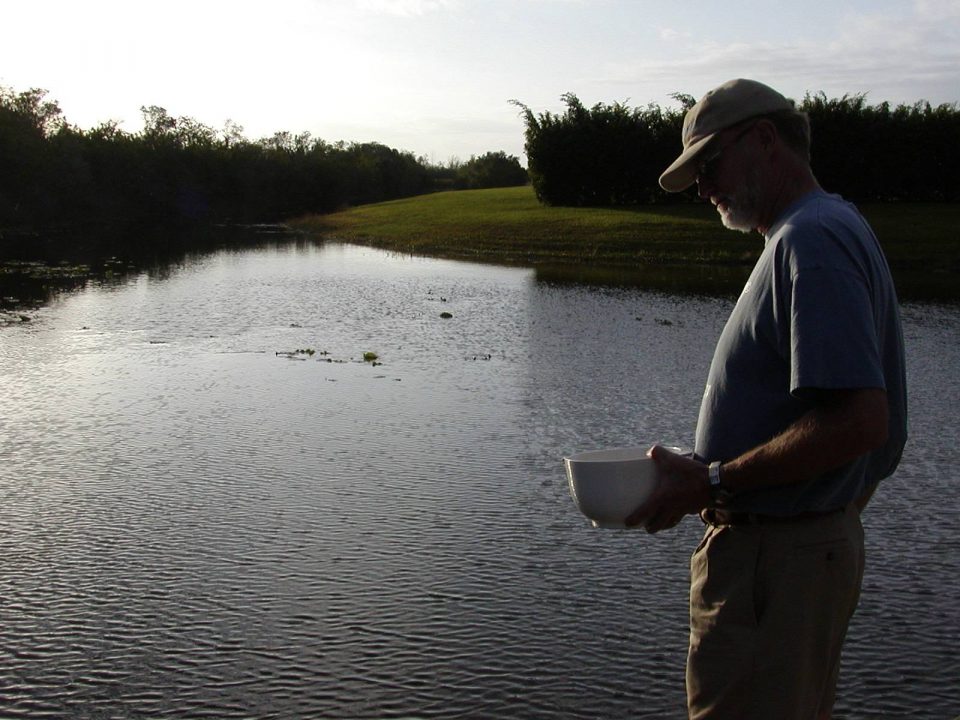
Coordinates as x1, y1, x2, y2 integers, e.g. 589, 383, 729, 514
789, 266, 886, 395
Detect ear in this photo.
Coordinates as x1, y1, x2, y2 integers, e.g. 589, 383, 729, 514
753, 118, 778, 154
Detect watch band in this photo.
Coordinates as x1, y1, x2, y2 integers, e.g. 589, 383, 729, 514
708, 461, 728, 507
708, 460, 722, 488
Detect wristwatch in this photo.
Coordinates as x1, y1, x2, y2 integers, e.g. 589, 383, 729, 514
708, 461, 732, 507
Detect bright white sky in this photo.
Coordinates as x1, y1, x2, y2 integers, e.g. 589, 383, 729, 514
3, 0, 959, 165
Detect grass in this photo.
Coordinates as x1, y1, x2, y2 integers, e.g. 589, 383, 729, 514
292, 186, 960, 300
293, 186, 749, 265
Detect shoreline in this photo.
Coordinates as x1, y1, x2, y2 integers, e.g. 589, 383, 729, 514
292, 187, 960, 302
2, 187, 958, 305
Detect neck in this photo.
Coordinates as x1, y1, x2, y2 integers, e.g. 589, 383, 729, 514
756, 163, 821, 235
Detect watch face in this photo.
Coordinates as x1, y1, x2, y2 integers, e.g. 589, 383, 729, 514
709, 462, 722, 486
707, 463, 727, 507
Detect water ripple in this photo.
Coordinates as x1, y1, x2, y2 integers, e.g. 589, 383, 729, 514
0, 244, 957, 718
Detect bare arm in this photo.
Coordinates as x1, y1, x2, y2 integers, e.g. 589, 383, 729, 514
627, 387, 889, 532
721, 387, 889, 494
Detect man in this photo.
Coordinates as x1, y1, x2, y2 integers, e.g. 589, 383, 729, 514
627, 78, 908, 719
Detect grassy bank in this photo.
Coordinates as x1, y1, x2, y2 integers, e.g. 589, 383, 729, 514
293, 186, 744, 265
293, 186, 960, 301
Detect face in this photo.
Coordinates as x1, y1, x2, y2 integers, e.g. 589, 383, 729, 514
714, 164, 764, 233
696, 123, 763, 234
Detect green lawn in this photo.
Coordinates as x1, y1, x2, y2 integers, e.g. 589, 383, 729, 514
292, 186, 960, 300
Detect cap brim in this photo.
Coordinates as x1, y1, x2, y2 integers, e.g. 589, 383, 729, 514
658, 133, 716, 193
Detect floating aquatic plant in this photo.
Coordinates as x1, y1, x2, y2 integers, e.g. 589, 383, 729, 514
276, 348, 317, 359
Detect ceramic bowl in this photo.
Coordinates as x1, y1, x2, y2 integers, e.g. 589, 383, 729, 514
564, 445, 685, 528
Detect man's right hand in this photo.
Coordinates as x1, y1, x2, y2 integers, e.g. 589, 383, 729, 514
625, 445, 711, 533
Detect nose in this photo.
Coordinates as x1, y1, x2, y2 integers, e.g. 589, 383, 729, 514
696, 175, 713, 200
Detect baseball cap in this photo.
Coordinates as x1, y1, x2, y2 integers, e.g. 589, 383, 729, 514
658, 78, 794, 192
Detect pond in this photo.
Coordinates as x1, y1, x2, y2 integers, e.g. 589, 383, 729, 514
1, 241, 958, 718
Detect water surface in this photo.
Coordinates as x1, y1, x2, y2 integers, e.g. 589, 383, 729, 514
1, 242, 957, 718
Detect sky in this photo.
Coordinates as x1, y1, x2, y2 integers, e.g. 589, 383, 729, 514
3, 0, 959, 165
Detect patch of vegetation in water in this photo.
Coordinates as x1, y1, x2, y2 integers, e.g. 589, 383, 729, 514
0, 260, 95, 313
275, 349, 384, 366
0, 260, 92, 279
0, 310, 34, 326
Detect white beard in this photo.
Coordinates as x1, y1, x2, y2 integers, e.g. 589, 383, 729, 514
717, 166, 763, 233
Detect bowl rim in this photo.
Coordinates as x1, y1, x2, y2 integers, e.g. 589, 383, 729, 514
564, 445, 688, 464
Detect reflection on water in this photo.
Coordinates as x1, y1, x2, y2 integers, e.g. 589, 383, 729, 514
1, 242, 958, 718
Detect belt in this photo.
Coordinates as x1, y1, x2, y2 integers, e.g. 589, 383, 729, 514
701, 507, 845, 526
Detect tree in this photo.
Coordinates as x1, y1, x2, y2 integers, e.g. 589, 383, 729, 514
513, 93, 684, 206
802, 93, 960, 201
2, 86, 64, 136
455, 151, 527, 189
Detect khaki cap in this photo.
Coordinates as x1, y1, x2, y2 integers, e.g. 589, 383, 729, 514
658, 78, 794, 192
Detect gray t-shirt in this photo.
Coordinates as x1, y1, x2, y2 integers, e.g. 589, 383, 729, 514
694, 190, 907, 515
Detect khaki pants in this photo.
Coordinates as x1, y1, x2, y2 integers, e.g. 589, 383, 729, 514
687, 505, 865, 720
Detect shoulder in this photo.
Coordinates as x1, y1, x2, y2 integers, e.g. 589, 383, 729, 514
769, 191, 877, 275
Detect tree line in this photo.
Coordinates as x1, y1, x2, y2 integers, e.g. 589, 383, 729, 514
4, 83, 957, 253
515, 91, 960, 206
0, 86, 527, 244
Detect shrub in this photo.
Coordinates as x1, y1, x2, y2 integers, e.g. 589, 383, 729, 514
455, 151, 527, 189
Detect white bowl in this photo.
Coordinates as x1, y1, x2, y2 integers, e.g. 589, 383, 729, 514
564, 446, 684, 528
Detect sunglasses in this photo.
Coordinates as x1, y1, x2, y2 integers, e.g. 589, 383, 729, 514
697, 122, 756, 182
